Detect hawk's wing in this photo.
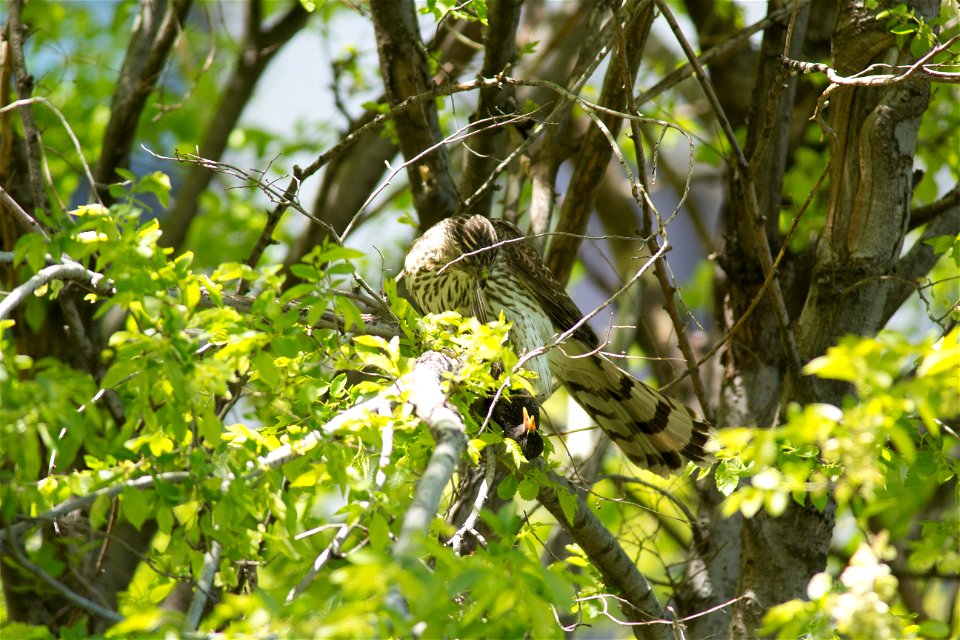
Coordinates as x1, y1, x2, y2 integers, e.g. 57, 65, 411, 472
490, 219, 599, 350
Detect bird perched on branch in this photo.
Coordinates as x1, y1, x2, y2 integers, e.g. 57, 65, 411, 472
404, 214, 713, 475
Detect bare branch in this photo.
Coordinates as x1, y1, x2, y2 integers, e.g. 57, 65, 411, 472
911, 184, 960, 229
546, 0, 654, 285
60, 295, 126, 426
448, 446, 496, 555
636, 0, 796, 105
95, 0, 193, 199
882, 201, 960, 324
0, 262, 113, 321
657, 0, 807, 392
369, 0, 460, 229
654, 0, 745, 169
782, 33, 960, 88
162, 1, 310, 250
2, 527, 124, 624
0, 97, 100, 206
536, 469, 671, 640
459, 0, 523, 217
0, 183, 49, 239
394, 352, 467, 560
182, 540, 221, 632
663, 157, 832, 393
612, 0, 710, 418
4, 0, 48, 215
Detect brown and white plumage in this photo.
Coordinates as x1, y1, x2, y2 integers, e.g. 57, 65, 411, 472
404, 215, 713, 474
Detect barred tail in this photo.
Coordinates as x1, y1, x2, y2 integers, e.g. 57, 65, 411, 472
550, 342, 714, 475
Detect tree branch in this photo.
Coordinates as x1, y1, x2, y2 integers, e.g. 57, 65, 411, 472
613, 0, 711, 419
545, 0, 654, 285
537, 469, 672, 640
394, 352, 467, 560
0, 262, 113, 321
911, 184, 960, 229
95, 0, 193, 200
182, 540, 221, 632
286, 17, 485, 272
882, 201, 960, 324
369, 0, 459, 230
459, 0, 523, 217
162, 1, 310, 250
3, 527, 124, 625
634, 4, 794, 108
0, 183, 49, 239
447, 446, 496, 556
5, 0, 47, 216
657, 0, 807, 392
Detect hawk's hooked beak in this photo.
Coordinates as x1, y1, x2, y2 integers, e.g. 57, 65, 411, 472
473, 283, 487, 323
473, 266, 490, 323
522, 407, 537, 434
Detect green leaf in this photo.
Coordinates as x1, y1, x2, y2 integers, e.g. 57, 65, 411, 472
14, 232, 48, 273
288, 466, 319, 488
368, 510, 389, 551
916, 620, 951, 639
172, 500, 201, 528
280, 282, 317, 305
557, 487, 578, 524
114, 167, 137, 183
517, 476, 539, 501
330, 372, 347, 398
253, 350, 280, 388
122, 485, 152, 530
157, 506, 173, 533
183, 279, 201, 311
803, 353, 857, 382
197, 406, 222, 446
89, 493, 111, 529
314, 245, 365, 263
148, 433, 174, 457
497, 474, 518, 500
140, 171, 171, 208
289, 263, 320, 282
714, 460, 741, 496
353, 335, 389, 350
337, 297, 363, 331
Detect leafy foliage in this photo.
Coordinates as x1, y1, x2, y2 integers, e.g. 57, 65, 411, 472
2, 1, 959, 639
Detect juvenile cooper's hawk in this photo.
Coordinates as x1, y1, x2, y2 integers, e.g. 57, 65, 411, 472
404, 215, 713, 474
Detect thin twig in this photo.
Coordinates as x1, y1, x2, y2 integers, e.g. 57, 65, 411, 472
635, 4, 798, 107
613, 1, 710, 418
341, 110, 536, 240
286, 417, 395, 602
3, 525, 124, 624
656, 0, 807, 389
536, 468, 671, 639
60, 295, 126, 425
512, 241, 669, 384
783, 33, 960, 87
0, 97, 101, 206
0, 184, 50, 239
448, 446, 495, 555
662, 156, 832, 392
